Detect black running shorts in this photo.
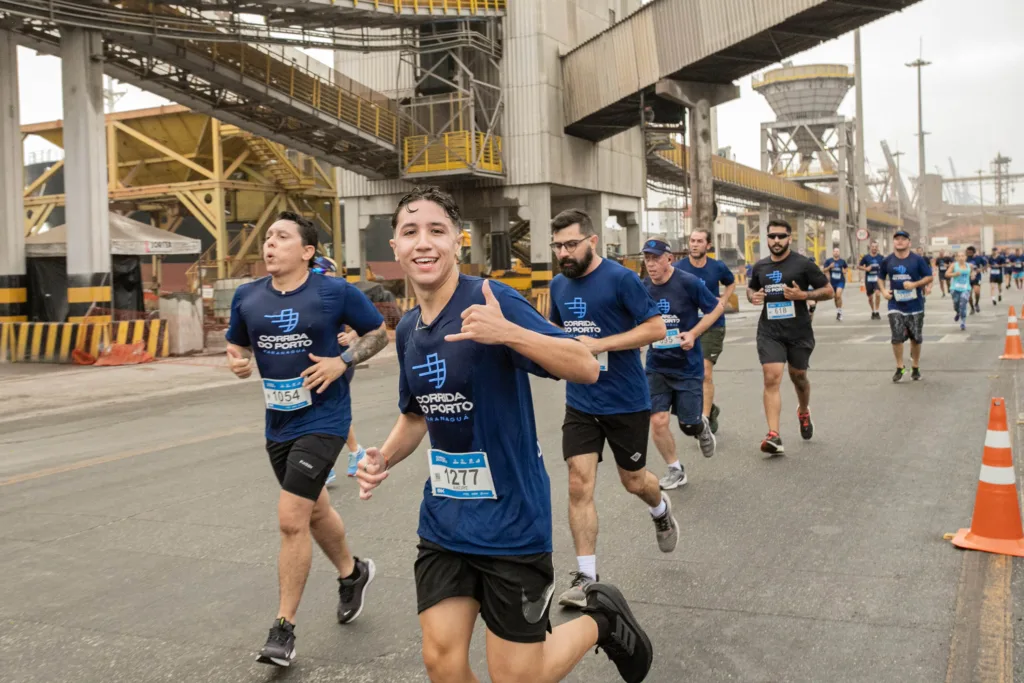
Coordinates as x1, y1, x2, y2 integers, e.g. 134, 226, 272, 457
756, 333, 815, 370
561, 406, 650, 471
888, 311, 924, 344
266, 433, 345, 501
414, 538, 554, 643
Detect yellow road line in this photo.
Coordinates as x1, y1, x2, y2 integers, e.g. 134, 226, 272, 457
0, 424, 258, 487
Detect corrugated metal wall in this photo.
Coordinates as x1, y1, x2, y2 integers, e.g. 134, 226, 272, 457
562, 0, 826, 127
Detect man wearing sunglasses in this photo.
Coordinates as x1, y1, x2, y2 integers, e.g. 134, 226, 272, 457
747, 219, 833, 455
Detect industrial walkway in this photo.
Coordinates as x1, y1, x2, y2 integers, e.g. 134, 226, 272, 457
1, 294, 1019, 682
561, 0, 923, 141
647, 139, 901, 227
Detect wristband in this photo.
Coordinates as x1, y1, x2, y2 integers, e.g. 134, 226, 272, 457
340, 349, 354, 365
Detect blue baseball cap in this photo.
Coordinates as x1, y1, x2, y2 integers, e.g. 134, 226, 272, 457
894, 230, 911, 239
642, 239, 672, 256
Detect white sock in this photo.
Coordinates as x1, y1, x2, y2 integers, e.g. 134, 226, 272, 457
577, 555, 597, 581
649, 497, 667, 518
668, 461, 682, 472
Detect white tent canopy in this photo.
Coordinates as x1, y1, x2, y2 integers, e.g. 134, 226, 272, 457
26, 212, 202, 257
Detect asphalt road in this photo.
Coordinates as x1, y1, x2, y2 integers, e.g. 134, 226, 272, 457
2, 290, 1023, 682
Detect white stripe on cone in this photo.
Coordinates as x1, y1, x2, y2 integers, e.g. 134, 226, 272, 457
1009, 329, 1020, 337
985, 430, 1012, 449
979, 464, 1017, 486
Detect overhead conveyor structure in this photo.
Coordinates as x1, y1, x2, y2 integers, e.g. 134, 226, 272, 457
647, 139, 900, 229
1, 0, 508, 180
561, 0, 923, 142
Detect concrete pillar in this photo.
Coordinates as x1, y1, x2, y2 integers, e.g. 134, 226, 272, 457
0, 30, 26, 322
797, 215, 807, 256
490, 206, 510, 270
469, 220, 487, 267
584, 193, 611, 257
758, 204, 770, 260
624, 212, 641, 256
524, 185, 551, 291
62, 28, 111, 323
342, 198, 364, 282
689, 99, 714, 244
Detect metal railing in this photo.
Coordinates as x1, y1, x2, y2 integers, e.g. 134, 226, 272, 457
191, 41, 411, 148
403, 131, 503, 175
752, 64, 853, 89
334, 0, 506, 12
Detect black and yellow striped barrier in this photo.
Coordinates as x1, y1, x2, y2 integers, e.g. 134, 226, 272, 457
0, 320, 168, 363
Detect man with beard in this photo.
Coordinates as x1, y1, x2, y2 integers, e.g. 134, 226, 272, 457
356, 187, 653, 683
858, 241, 885, 320
879, 230, 933, 382
747, 219, 833, 454
547, 209, 674, 609
673, 228, 735, 434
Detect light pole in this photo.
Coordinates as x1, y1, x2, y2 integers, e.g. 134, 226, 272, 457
906, 54, 931, 245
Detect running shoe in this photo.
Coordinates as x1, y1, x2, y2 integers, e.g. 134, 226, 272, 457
337, 557, 375, 624
559, 571, 597, 609
652, 493, 679, 553
954, 313, 960, 322
256, 618, 296, 667
658, 467, 687, 490
582, 583, 654, 683
960, 322, 966, 331
798, 411, 814, 440
325, 469, 337, 487
697, 415, 716, 458
760, 431, 784, 455
892, 367, 907, 383
836, 312, 841, 321
708, 403, 721, 434
346, 446, 366, 477
911, 367, 921, 381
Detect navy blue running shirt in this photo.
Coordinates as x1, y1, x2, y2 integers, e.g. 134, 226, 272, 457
644, 269, 720, 380
397, 275, 571, 555
226, 273, 384, 442
860, 253, 884, 284
879, 252, 932, 314
549, 258, 661, 415
673, 257, 734, 329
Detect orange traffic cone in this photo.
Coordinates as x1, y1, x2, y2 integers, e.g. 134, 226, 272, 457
999, 307, 1024, 359
951, 398, 1024, 557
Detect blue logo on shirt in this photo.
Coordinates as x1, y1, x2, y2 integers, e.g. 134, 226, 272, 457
767, 270, 783, 284
265, 308, 300, 333
656, 298, 671, 314
412, 353, 447, 389
566, 297, 587, 319
894, 265, 907, 274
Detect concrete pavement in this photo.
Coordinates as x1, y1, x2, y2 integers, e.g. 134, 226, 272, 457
1, 290, 1022, 682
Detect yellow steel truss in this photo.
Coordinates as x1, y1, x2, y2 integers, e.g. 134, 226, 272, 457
21, 105, 340, 283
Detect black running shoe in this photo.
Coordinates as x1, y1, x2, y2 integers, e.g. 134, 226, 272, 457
582, 583, 653, 683
337, 557, 375, 624
708, 403, 721, 435
892, 367, 906, 383
911, 367, 921, 381
798, 412, 813, 440
256, 618, 296, 667
760, 431, 784, 455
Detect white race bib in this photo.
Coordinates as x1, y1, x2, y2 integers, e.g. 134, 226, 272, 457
831, 271, 843, 280
652, 328, 681, 349
766, 301, 796, 320
597, 351, 608, 372
429, 449, 497, 500
894, 287, 918, 302
263, 377, 312, 412
866, 274, 878, 283
994, 267, 1002, 275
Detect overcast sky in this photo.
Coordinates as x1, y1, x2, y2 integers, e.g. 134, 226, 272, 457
16, 0, 1022, 200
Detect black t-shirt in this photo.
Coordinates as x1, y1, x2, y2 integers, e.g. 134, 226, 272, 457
748, 251, 830, 339
934, 256, 951, 276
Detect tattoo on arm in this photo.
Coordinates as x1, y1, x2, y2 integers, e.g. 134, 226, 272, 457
806, 287, 834, 302
348, 324, 388, 365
